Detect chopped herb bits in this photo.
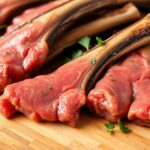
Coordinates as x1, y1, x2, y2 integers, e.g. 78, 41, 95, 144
90, 58, 96, 65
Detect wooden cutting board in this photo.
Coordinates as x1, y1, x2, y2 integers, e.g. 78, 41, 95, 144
0, 111, 149, 150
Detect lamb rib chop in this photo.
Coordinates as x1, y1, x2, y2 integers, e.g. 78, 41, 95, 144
0, 0, 120, 92
0, 0, 47, 25
52, 3, 141, 58
0, 14, 150, 126
87, 45, 150, 123
127, 45, 150, 127
128, 79, 150, 127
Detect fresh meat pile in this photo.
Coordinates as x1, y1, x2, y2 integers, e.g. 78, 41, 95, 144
87, 46, 150, 127
0, 0, 150, 127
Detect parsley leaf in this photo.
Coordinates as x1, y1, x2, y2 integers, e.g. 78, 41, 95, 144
64, 49, 83, 63
104, 122, 114, 133
96, 36, 104, 46
104, 120, 130, 134
118, 119, 130, 134
72, 49, 83, 59
78, 36, 91, 50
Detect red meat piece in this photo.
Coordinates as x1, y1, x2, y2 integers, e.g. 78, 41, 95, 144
128, 79, 150, 127
0, 54, 92, 126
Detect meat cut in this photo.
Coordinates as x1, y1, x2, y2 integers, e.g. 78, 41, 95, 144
0, 14, 150, 126
128, 79, 150, 127
87, 66, 132, 122
5, 0, 68, 35
0, 0, 117, 92
87, 47, 148, 121
87, 45, 150, 126
52, 3, 141, 56
127, 46, 150, 127
0, 0, 47, 25
0, 52, 91, 126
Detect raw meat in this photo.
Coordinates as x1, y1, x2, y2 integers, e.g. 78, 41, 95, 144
5, 0, 68, 34
87, 46, 150, 123
0, 14, 150, 126
128, 79, 150, 127
87, 66, 132, 122
0, 0, 46, 25
0, 52, 92, 126
127, 46, 150, 126
0, 0, 110, 92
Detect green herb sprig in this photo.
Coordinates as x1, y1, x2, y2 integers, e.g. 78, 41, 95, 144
104, 122, 114, 133
64, 49, 83, 63
118, 119, 130, 133
78, 36, 91, 51
104, 119, 130, 134
64, 35, 104, 63
96, 36, 104, 46
64, 36, 91, 63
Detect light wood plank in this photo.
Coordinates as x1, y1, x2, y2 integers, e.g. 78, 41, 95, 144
0, 112, 149, 150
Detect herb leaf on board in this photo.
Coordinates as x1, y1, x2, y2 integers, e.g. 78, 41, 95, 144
104, 120, 130, 134
118, 119, 130, 134
104, 122, 115, 133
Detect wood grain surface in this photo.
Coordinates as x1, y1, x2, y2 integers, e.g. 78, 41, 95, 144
0, 111, 149, 150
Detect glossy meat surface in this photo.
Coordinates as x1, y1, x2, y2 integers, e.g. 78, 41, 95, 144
0, 21, 49, 92
87, 47, 150, 124
0, 1, 65, 92
87, 66, 132, 122
0, 0, 108, 92
128, 79, 150, 127
0, 52, 95, 126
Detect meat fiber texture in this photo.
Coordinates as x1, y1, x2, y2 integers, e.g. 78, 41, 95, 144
128, 48, 150, 127
0, 1, 67, 92
0, 20, 49, 92
1, 46, 150, 127
0, 50, 97, 126
87, 46, 150, 126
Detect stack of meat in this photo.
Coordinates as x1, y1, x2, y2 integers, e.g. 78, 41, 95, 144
0, 0, 150, 127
